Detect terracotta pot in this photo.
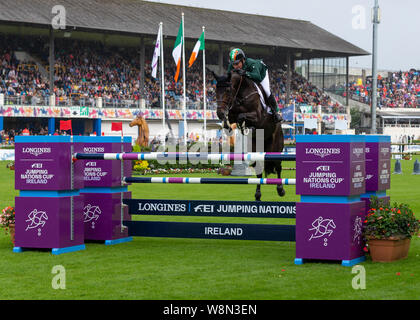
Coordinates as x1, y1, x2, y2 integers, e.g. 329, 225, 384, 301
218, 168, 232, 176
9, 224, 15, 245
368, 238, 411, 262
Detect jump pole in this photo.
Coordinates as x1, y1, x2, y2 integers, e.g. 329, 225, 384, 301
74, 152, 297, 162
123, 177, 296, 185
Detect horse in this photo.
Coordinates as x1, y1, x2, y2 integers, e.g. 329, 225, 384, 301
212, 69, 285, 201
129, 115, 149, 147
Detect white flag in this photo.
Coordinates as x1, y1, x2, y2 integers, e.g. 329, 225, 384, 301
151, 25, 161, 79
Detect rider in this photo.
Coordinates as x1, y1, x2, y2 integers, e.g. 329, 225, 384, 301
227, 48, 282, 123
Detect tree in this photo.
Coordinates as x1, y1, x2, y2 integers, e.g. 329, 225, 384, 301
350, 107, 362, 129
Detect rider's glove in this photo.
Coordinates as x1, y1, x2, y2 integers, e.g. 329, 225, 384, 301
237, 69, 246, 76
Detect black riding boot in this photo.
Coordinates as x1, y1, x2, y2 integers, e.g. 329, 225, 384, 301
267, 94, 282, 123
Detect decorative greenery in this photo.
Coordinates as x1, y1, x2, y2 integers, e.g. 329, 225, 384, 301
133, 160, 150, 174
350, 107, 362, 130
364, 196, 420, 240
0, 206, 15, 234
6, 161, 15, 169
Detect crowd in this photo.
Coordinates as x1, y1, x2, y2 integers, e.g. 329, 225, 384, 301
347, 69, 420, 108
0, 34, 343, 112
3, 34, 419, 111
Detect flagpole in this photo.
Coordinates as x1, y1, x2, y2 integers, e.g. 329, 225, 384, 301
293, 100, 296, 140
182, 12, 187, 146
160, 22, 166, 145
202, 26, 206, 146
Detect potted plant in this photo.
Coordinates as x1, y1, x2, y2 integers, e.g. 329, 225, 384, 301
0, 206, 15, 244
363, 197, 419, 262
6, 161, 15, 170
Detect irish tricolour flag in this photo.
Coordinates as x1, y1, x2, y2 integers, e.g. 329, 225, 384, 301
188, 31, 205, 67
172, 20, 183, 82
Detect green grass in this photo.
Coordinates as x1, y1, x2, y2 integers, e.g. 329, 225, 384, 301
0, 159, 419, 300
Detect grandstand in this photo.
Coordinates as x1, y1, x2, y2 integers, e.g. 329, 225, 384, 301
0, 0, 370, 143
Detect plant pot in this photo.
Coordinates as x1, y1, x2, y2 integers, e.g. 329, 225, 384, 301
9, 223, 15, 245
218, 168, 232, 176
368, 238, 411, 262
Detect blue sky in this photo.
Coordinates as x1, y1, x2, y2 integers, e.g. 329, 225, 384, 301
145, 0, 420, 71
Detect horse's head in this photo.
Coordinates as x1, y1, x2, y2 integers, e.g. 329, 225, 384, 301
129, 115, 143, 128
210, 70, 232, 122
230, 69, 243, 92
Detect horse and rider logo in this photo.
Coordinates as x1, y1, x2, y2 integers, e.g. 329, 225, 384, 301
353, 216, 363, 245
308, 216, 336, 246
25, 209, 48, 237
83, 204, 101, 229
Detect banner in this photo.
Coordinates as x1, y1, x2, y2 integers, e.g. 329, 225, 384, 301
304, 118, 317, 130
172, 19, 183, 82
111, 122, 123, 131
281, 105, 294, 122
335, 120, 348, 130
151, 24, 161, 79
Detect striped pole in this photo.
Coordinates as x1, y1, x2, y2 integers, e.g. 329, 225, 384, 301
123, 177, 296, 185
74, 152, 296, 162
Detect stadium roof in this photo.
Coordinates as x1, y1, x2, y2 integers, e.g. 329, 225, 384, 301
0, 0, 369, 57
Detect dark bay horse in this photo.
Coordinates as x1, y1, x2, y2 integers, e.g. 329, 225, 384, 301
212, 69, 285, 201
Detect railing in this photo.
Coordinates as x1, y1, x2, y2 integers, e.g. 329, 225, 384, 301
320, 105, 347, 114
1, 94, 219, 110
3, 95, 48, 106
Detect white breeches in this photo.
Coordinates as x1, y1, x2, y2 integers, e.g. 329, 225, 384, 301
260, 70, 271, 97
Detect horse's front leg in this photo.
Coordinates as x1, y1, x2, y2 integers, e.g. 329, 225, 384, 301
237, 111, 259, 135
276, 161, 285, 197
255, 172, 262, 201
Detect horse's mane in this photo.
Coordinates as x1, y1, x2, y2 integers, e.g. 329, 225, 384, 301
215, 75, 230, 88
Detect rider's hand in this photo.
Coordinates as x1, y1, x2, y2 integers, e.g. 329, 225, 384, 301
237, 69, 246, 76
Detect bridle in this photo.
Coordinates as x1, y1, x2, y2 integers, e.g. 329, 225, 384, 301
222, 74, 259, 112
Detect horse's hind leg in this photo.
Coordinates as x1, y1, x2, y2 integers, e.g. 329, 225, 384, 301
255, 173, 262, 201
277, 162, 285, 197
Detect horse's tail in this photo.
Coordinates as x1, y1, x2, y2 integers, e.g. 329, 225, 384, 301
264, 123, 284, 176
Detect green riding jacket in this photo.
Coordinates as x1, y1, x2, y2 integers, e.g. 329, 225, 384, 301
227, 58, 268, 83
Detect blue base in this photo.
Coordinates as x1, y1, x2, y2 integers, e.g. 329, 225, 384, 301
295, 256, 366, 267
341, 256, 366, 267
14, 244, 86, 255
105, 237, 133, 246
52, 245, 86, 255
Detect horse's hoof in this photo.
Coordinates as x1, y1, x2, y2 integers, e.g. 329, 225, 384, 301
255, 192, 262, 201
277, 187, 286, 197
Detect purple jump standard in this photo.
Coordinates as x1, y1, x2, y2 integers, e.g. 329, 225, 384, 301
74, 136, 133, 245
294, 135, 368, 267
360, 135, 391, 213
14, 136, 85, 255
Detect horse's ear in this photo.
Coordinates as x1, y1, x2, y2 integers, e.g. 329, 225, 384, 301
207, 68, 219, 81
